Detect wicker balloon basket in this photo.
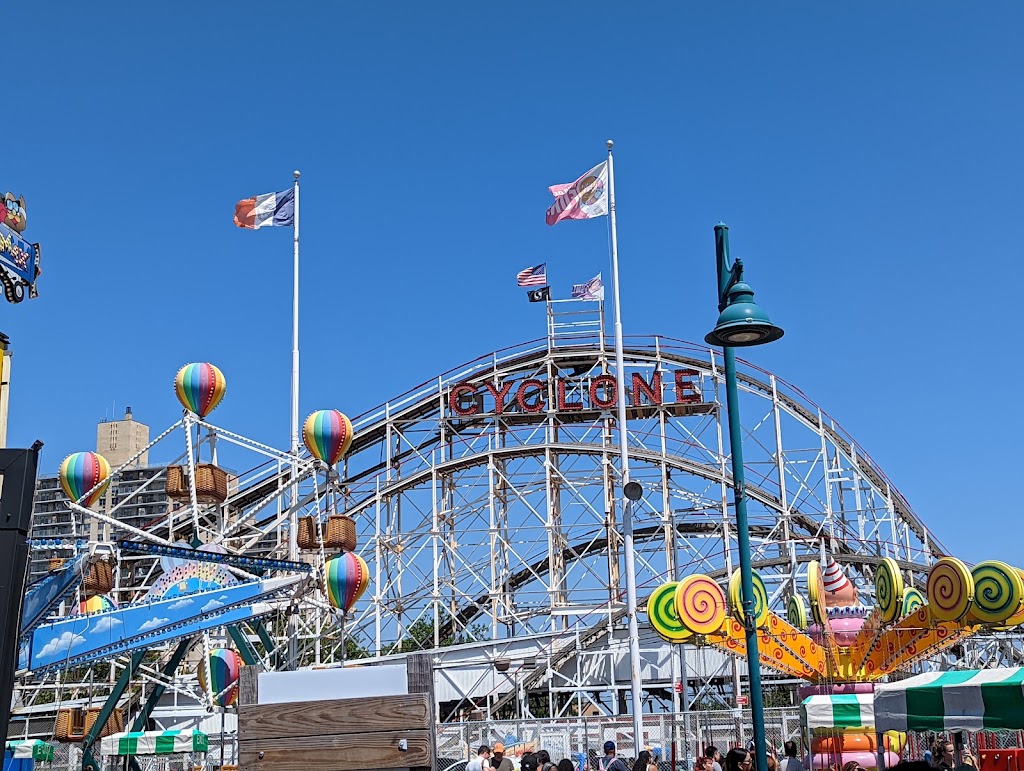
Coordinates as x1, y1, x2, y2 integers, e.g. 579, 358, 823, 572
296, 515, 356, 552
48, 558, 66, 572
165, 463, 229, 504
54, 707, 124, 742
82, 560, 114, 595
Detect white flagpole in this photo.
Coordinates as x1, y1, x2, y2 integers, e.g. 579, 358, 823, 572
287, 170, 300, 669
606, 139, 645, 749
291, 169, 301, 461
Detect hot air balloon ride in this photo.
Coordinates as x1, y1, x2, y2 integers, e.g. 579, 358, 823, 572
174, 363, 227, 418
326, 552, 370, 614
59, 452, 111, 508
302, 409, 355, 468
297, 409, 357, 553
197, 648, 242, 707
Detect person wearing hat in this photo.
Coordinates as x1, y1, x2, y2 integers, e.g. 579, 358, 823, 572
599, 742, 630, 771
493, 743, 514, 771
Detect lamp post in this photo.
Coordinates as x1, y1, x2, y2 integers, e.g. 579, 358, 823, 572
704, 224, 783, 771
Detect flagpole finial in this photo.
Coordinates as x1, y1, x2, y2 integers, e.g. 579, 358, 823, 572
606, 139, 614, 150
293, 170, 301, 180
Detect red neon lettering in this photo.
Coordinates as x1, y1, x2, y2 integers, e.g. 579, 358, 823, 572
557, 379, 583, 411
675, 369, 702, 404
589, 374, 617, 409
449, 384, 480, 416
484, 380, 514, 414
516, 379, 546, 413
631, 372, 662, 407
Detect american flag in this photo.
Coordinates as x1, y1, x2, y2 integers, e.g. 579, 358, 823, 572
516, 263, 547, 287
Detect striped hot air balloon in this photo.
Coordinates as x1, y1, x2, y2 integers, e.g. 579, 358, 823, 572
197, 648, 242, 707
326, 552, 370, 613
303, 409, 354, 467
174, 363, 226, 418
76, 594, 117, 615
59, 452, 111, 507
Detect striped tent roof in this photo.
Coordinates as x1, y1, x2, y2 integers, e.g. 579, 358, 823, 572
802, 694, 874, 730
99, 731, 208, 757
875, 667, 1024, 732
4, 741, 54, 762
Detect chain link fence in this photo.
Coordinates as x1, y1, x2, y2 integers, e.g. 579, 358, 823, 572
437, 709, 805, 771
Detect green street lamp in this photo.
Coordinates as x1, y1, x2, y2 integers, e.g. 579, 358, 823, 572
705, 223, 782, 771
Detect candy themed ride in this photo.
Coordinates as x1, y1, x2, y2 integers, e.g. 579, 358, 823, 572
14, 316, 1024, 769
648, 547, 1024, 768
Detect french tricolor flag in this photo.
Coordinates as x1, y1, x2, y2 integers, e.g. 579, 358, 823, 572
234, 188, 295, 229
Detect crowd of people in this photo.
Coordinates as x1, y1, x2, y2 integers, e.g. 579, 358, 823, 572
694, 737, 979, 771
466, 736, 980, 771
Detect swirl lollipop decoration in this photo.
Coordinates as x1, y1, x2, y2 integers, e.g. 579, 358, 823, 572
326, 552, 370, 613
875, 557, 905, 623
807, 560, 828, 626
927, 557, 974, 621
647, 582, 693, 643
674, 574, 727, 635
59, 452, 111, 507
303, 410, 355, 467
901, 587, 925, 618
787, 595, 808, 630
970, 561, 1024, 623
197, 648, 242, 707
174, 363, 226, 418
727, 568, 769, 628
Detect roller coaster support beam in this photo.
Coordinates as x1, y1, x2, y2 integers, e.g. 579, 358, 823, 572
82, 648, 148, 771
0, 444, 41, 746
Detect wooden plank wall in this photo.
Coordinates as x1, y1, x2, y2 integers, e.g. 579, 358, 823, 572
237, 654, 436, 771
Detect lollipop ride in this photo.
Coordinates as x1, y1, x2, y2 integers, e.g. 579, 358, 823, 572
648, 550, 1024, 770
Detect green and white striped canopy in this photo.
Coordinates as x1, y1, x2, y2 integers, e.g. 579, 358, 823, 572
99, 731, 208, 757
875, 667, 1024, 732
5, 741, 54, 762
802, 694, 875, 730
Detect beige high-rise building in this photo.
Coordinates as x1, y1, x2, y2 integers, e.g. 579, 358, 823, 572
96, 406, 149, 467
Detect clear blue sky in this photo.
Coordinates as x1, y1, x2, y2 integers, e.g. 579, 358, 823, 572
4, 4, 1021, 565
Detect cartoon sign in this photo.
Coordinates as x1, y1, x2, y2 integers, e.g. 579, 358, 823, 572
0, 221, 40, 303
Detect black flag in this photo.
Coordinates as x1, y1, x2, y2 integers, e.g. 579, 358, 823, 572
527, 286, 551, 302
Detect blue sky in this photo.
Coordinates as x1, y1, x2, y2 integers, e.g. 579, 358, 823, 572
4, 4, 1021, 565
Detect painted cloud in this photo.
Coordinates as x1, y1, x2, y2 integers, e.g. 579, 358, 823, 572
38, 631, 86, 660
138, 616, 170, 632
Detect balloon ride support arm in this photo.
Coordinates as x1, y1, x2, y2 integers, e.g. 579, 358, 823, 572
81, 648, 148, 771
130, 639, 194, 733
251, 619, 279, 669
227, 625, 261, 666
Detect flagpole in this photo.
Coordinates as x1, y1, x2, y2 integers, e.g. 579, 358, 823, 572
287, 169, 300, 670
606, 139, 645, 748
291, 169, 301, 461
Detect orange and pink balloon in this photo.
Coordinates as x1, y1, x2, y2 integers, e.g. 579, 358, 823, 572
326, 552, 370, 613
303, 410, 354, 466
59, 452, 111, 507
174, 363, 226, 418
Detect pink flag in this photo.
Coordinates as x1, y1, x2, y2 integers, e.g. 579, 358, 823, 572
545, 161, 609, 226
